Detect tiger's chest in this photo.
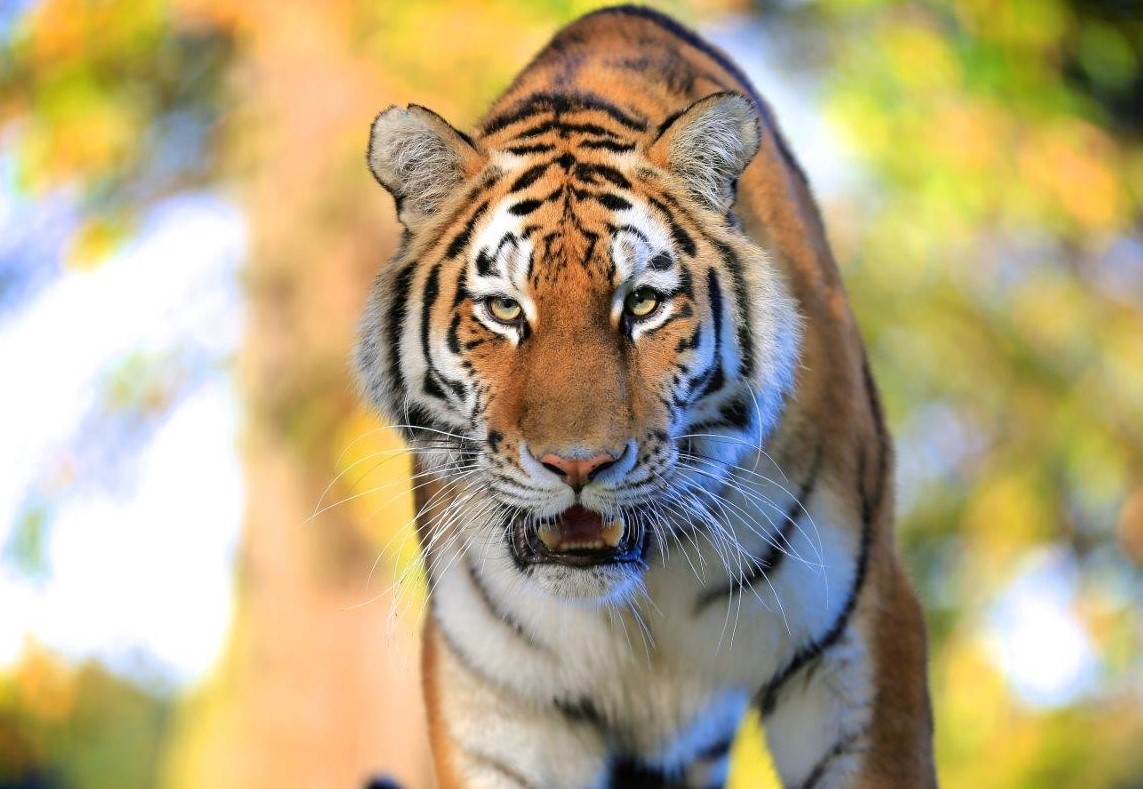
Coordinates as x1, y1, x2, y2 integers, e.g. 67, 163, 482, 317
432, 479, 858, 760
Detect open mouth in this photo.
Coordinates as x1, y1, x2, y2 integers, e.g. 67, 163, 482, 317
512, 505, 646, 567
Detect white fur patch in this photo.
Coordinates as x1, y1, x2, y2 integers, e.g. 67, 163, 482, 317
430, 470, 866, 779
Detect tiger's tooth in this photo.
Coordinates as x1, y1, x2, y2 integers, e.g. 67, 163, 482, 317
600, 516, 625, 548
538, 522, 561, 551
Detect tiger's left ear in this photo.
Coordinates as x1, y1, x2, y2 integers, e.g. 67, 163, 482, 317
647, 92, 761, 213
367, 104, 485, 230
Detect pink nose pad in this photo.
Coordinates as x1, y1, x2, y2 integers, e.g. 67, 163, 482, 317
539, 452, 616, 488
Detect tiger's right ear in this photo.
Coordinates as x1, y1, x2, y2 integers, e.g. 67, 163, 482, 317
647, 92, 760, 214
367, 104, 484, 230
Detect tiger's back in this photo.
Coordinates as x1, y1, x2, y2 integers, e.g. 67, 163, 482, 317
358, 6, 935, 787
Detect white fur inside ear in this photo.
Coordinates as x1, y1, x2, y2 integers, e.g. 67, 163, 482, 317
664, 94, 760, 211
368, 106, 468, 221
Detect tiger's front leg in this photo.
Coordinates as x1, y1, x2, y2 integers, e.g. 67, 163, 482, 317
759, 558, 936, 789
423, 619, 612, 789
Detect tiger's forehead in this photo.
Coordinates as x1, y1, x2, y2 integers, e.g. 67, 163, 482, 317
465, 153, 676, 293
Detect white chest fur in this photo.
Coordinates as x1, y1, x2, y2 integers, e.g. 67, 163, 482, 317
432, 474, 860, 770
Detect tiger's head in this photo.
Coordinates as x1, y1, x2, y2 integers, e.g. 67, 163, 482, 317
356, 93, 801, 601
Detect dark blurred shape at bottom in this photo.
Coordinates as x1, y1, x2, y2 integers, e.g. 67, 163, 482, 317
365, 776, 402, 789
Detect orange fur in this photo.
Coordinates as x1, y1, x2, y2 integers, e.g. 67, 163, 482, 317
361, 6, 936, 787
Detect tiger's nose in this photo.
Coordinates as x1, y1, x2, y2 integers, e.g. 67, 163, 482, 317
539, 452, 617, 489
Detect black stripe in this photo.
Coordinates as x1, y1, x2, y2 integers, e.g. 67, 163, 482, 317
432, 604, 521, 700
386, 263, 416, 394
451, 267, 468, 307
796, 729, 863, 789
422, 371, 447, 401
476, 232, 517, 277
482, 91, 648, 135
639, 310, 689, 339
862, 353, 886, 435
581, 229, 600, 268
575, 162, 631, 189
713, 239, 754, 378
475, 249, 494, 277
612, 223, 650, 243
648, 196, 696, 256
495, 232, 518, 258
441, 373, 467, 403
608, 759, 684, 789
756, 439, 881, 716
579, 138, 636, 153
465, 749, 537, 789
719, 397, 751, 430
513, 119, 626, 140
419, 264, 467, 404
554, 696, 607, 730
446, 313, 461, 354
507, 142, 556, 155
651, 192, 756, 382
481, 100, 549, 135
419, 266, 449, 404
508, 120, 557, 139
661, 182, 755, 375
677, 264, 694, 299
556, 121, 624, 138
701, 269, 725, 397
446, 201, 488, 258
696, 737, 733, 762
596, 193, 631, 211
510, 162, 551, 192
419, 264, 439, 377
694, 445, 823, 613
676, 325, 702, 353
509, 198, 543, 216
399, 403, 451, 442
466, 559, 548, 651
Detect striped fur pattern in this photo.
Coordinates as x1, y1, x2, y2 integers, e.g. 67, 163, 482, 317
356, 7, 935, 788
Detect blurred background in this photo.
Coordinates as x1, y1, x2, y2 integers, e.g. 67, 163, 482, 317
1, 0, 1141, 787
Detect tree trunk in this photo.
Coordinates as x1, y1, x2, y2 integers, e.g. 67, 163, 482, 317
162, 3, 431, 787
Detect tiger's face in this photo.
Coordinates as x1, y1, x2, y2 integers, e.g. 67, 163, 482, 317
357, 94, 801, 601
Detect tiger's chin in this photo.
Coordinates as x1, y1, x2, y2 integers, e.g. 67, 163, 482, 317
508, 504, 651, 601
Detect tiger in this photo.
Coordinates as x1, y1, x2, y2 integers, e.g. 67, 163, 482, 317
356, 6, 936, 788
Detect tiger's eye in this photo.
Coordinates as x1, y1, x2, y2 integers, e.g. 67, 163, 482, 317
625, 287, 661, 318
488, 297, 523, 323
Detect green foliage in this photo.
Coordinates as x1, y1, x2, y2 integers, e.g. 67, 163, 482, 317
0, 650, 172, 789
0, 0, 234, 264
3, 502, 51, 582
